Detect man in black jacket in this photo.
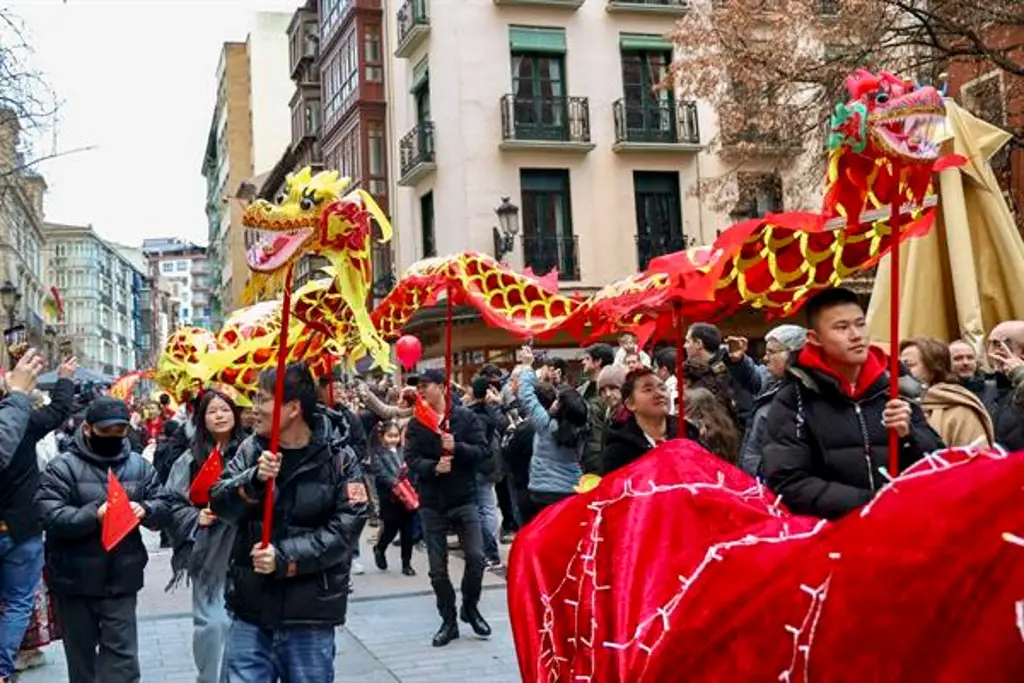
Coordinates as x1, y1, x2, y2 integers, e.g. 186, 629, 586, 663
761, 288, 944, 519
211, 363, 366, 683
404, 368, 491, 647
0, 354, 74, 680
685, 322, 763, 432
36, 396, 165, 683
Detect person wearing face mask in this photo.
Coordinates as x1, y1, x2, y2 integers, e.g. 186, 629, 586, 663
601, 368, 702, 476
760, 288, 943, 520
35, 396, 167, 683
161, 390, 247, 683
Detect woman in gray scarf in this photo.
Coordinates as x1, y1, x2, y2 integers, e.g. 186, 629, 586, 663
161, 389, 245, 683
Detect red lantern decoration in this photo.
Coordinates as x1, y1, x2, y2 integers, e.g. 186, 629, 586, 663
395, 334, 423, 371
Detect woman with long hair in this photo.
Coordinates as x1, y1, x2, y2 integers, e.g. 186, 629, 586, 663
162, 389, 246, 683
684, 388, 741, 466
900, 338, 994, 447
516, 348, 590, 521
370, 420, 418, 576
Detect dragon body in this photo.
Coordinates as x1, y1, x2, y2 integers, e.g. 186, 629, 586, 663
158, 70, 960, 402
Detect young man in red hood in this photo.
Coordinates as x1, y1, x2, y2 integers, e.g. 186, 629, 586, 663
761, 288, 944, 519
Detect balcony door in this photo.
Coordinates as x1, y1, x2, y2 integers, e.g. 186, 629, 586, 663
511, 53, 565, 140
634, 171, 683, 271
621, 50, 674, 142
520, 169, 577, 280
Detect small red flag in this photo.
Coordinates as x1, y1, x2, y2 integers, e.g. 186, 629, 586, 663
189, 446, 223, 507
413, 394, 442, 435
102, 469, 141, 552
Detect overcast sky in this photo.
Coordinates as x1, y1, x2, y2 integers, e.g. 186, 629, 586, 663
9, 0, 301, 247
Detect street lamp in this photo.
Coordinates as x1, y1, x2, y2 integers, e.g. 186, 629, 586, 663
492, 197, 520, 263
0, 280, 18, 329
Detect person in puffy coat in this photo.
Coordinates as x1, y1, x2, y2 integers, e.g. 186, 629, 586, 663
210, 363, 367, 683
36, 396, 166, 683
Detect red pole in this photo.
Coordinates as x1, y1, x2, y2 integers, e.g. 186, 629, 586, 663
887, 171, 902, 478
261, 263, 295, 548
674, 302, 685, 436
443, 283, 453, 431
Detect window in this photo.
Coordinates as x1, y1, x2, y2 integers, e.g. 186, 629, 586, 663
324, 29, 358, 121
176, 260, 188, 271
364, 25, 383, 83
161, 262, 174, 273
620, 39, 673, 138
321, 0, 341, 36
421, 192, 436, 258
731, 173, 783, 221
511, 52, 565, 136
520, 169, 577, 280
633, 172, 684, 270
368, 121, 385, 177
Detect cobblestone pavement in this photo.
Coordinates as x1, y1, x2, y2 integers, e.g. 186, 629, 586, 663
19, 530, 520, 682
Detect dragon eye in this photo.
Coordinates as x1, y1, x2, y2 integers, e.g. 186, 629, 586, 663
274, 192, 285, 204
300, 197, 315, 211
875, 92, 890, 104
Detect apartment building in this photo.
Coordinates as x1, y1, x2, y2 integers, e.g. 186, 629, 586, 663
202, 13, 292, 322
0, 110, 52, 357
142, 237, 212, 329
319, 0, 394, 297
43, 222, 144, 377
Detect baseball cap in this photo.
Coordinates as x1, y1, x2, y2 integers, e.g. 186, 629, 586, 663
86, 396, 131, 428
409, 368, 446, 386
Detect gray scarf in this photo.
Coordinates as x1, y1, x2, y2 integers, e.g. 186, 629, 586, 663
164, 451, 237, 599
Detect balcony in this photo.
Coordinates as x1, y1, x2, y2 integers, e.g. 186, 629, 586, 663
398, 121, 436, 186
499, 95, 595, 152
612, 99, 701, 152
606, 0, 691, 13
395, 0, 430, 59
636, 232, 691, 271
494, 0, 583, 8
523, 234, 580, 281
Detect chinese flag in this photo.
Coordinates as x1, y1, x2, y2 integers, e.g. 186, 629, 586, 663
189, 446, 223, 507
102, 469, 141, 552
413, 394, 442, 435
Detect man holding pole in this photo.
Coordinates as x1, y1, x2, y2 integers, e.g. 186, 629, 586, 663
211, 363, 367, 683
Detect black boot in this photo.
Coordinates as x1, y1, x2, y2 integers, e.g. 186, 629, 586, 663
402, 564, 416, 576
373, 545, 388, 571
459, 605, 492, 638
432, 620, 459, 647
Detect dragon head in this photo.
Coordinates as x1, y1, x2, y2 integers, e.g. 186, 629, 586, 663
828, 68, 945, 163
242, 167, 352, 273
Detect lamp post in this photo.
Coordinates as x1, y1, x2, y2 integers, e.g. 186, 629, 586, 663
0, 280, 18, 329
492, 197, 520, 264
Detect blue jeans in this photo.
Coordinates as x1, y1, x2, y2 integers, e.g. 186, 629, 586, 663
192, 581, 229, 683
0, 534, 44, 677
222, 618, 335, 683
476, 479, 500, 563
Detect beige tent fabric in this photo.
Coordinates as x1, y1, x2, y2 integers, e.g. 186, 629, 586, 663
866, 99, 1024, 348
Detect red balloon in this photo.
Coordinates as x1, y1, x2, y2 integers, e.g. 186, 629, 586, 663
395, 335, 423, 371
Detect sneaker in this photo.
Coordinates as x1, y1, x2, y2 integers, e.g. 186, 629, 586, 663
352, 558, 365, 575
485, 557, 503, 570
500, 531, 516, 545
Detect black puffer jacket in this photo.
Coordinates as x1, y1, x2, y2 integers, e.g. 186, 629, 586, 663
404, 405, 488, 510
602, 415, 702, 475
762, 346, 944, 520
209, 411, 367, 629
36, 428, 165, 598
0, 378, 75, 542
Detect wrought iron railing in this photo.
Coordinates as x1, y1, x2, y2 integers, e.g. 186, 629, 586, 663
636, 232, 691, 271
399, 121, 435, 178
522, 234, 580, 281
613, 99, 699, 145
397, 0, 429, 48
500, 95, 591, 144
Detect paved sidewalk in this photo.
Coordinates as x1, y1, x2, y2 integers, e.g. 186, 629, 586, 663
20, 530, 520, 682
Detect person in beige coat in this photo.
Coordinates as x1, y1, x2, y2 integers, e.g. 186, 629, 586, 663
900, 338, 995, 448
